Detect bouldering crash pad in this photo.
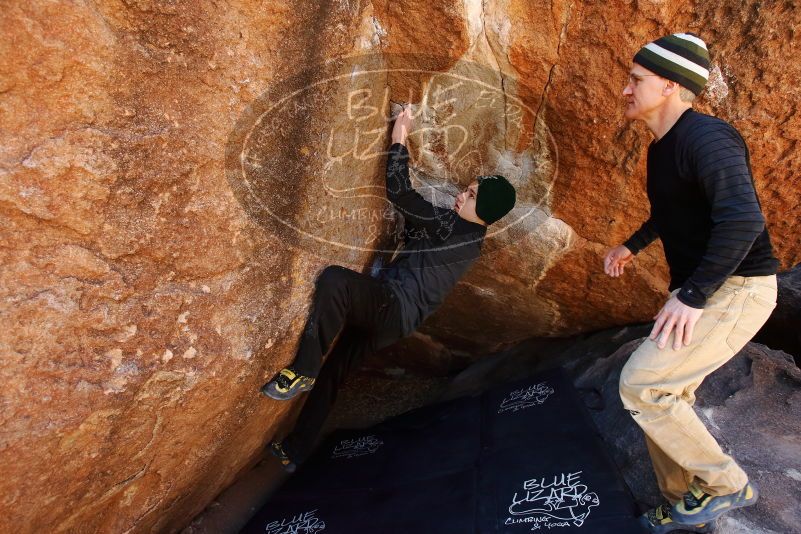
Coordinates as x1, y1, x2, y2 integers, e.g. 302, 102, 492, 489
243, 367, 643, 533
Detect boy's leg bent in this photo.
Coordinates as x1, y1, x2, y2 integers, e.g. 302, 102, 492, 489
282, 328, 371, 464
292, 265, 397, 378
282, 286, 404, 464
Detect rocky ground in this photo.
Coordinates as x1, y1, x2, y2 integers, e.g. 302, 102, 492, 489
441, 324, 801, 534
187, 324, 800, 534
754, 264, 801, 366
571, 341, 801, 534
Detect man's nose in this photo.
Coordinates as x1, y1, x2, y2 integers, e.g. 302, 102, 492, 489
622, 84, 633, 96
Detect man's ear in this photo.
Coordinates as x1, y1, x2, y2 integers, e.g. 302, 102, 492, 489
663, 80, 680, 97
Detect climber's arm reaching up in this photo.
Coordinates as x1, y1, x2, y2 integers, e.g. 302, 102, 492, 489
386, 107, 453, 235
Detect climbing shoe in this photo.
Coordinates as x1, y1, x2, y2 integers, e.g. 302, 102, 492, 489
268, 441, 296, 473
261, 368, 315, 400
639, 502, 715, 533
672, 481, 759, 525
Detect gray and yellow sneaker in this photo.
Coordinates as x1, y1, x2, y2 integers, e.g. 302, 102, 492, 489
672, 481, 759, 525
261, 368, 315, 400
639, 503, 715, 533
268, 441, 296, 473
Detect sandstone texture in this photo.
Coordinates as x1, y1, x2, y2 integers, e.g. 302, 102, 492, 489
754, 263, 801, 364
1, 1, 799, 532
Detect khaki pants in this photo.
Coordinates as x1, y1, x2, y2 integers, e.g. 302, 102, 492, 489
619, 275, 777, 503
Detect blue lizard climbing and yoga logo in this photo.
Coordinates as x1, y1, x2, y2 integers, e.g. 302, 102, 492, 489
498, 381, 555, 414
265, 509, 326, 534
225, 53, 555, 262
331, 435, 384, 459
506, 471, 600, 530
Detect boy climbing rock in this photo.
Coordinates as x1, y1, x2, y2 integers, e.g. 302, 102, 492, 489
261, 106, 517, 472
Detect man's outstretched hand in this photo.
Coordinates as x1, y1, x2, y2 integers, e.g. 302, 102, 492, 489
392, 106, 412, 146
650, 295, 704, 350
603, 244, 634, 277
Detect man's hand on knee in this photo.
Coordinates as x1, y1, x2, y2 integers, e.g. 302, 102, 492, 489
650, 295, 704, 350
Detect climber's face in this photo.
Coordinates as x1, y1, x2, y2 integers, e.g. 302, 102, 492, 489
623, 63, 669, 121
454, 181, 485, 225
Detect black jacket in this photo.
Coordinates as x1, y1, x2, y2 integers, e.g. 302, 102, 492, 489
624, 109, 779, 308
379, 143, 486, 335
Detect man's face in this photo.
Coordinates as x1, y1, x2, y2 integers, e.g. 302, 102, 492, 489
622, 64, 667, 120
454, 180, 484, 225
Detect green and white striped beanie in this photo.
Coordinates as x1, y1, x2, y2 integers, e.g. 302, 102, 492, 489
633, 33, 711, 95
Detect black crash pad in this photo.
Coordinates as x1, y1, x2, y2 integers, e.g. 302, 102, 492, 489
243, 367, 643, 533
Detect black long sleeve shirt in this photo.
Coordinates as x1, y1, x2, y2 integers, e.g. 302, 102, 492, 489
379, 143, 486, 335
624, 109, 779, 308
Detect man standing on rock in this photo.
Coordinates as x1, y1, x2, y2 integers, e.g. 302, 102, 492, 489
260, 106, 516, 472
604, 33, 780, 533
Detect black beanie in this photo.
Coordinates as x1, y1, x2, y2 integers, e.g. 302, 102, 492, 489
475, 175, 516, 224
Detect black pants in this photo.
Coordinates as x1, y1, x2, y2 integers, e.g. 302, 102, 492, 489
282, 265, 404, 464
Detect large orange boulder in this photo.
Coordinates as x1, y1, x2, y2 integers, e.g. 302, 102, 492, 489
1, 0, 798, 531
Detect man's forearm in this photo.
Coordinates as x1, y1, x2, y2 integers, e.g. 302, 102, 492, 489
623, 217, 659, 255
677, 219, 764, 308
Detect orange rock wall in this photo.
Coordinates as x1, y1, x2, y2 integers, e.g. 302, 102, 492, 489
1, 0, 798, 531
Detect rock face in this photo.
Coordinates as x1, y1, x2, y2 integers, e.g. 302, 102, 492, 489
755, 263, 801, 365
1, 1, 800, 532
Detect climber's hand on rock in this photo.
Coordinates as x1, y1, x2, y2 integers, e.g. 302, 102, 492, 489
603, 244, 633, 278
650, 295, 704, 350
391, 105, 412, 146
